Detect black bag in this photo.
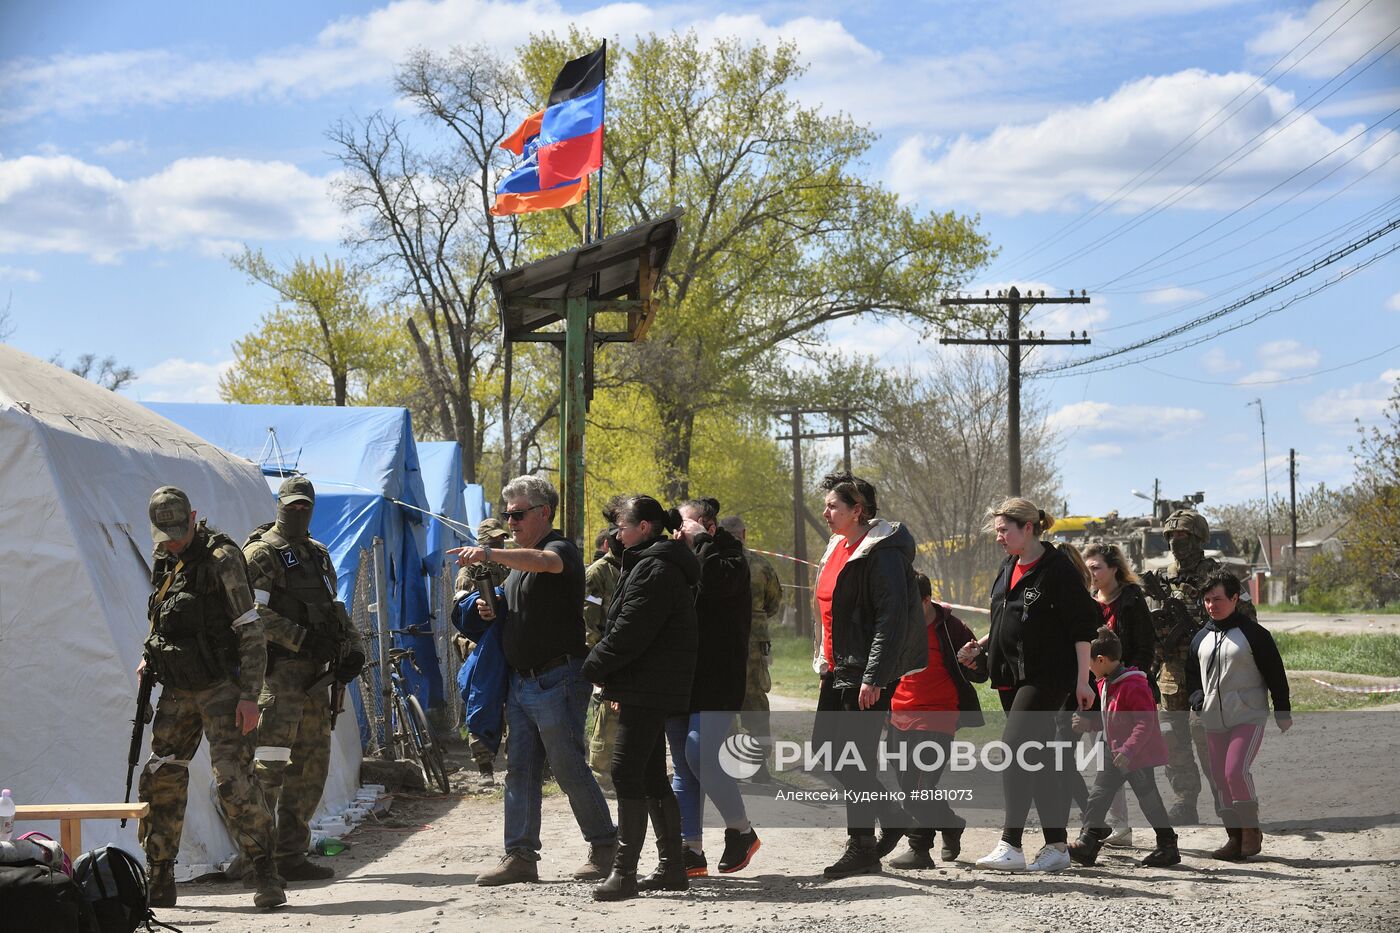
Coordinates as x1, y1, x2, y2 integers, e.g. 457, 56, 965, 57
0, 861, 98, 933
71, 846, 179, 933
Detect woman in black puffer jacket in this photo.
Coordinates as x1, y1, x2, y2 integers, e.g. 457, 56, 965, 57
582, 496, 699, 902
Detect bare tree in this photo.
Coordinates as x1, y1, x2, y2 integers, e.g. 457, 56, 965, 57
330, 46, 558, 487
864, 351, 1061, 606
50, 352, 138, 392
0, 293, 13, 341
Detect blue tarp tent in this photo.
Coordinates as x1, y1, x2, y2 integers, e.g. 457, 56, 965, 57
417, 441, 475, 563
145, 403, 445, 716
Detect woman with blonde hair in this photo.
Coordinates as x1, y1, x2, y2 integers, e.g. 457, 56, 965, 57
958, 498, 1099, 873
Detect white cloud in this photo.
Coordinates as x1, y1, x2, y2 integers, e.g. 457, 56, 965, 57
1387, 290, 1400, 311
126, 357, 232, 404
1256, 338, 1320, 372
0, 264, 41, 283
1202, 347, 1241, 374
93, 139, 145, 157
0, 154, 342, 261
1086, 442, 1123, 457
1302, 371, 1399, 428
1059, 0, 1253, 21
1249, 0, 1400, 80
889, 69, 1400, 213
1143, 286, 1207, 305
1048, 400, 1204, 435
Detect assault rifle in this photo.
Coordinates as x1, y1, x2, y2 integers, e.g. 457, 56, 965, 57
1141, 570, 1202, 655
122, 663, 155, 827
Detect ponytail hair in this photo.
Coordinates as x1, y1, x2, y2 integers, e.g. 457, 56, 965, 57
984, 497, 1056, 535
620, 495, 683, 538
1059, 542, 1092, 591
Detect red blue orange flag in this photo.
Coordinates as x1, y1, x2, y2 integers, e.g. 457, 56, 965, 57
536, 44, 605, 188
490, 109, 588, 216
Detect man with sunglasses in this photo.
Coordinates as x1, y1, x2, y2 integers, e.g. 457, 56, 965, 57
451, 476, 617, 887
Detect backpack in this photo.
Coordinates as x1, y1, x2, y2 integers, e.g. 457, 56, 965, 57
0, 861, 98, 933
18, 830, 73, 875
71, 846, 180, 933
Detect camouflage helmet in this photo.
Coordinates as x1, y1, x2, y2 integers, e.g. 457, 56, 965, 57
1163, 509, 1208, 545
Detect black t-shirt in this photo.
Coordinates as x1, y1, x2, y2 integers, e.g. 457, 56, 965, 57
501, 529, 587, 670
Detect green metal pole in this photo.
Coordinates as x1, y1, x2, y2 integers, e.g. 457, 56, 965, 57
561, 296, 589, 546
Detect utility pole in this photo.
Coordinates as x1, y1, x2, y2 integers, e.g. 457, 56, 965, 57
1289, 448, 1298, 603
775, 408, 870, 636
1250, 398, 1274, 587
940, 286, 1090, 495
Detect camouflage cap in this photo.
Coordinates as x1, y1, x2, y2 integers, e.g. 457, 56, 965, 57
477, 517, 508, 542
148, 486, 192, 543
1163, 509, 1209, 544
277, 475, 315, 505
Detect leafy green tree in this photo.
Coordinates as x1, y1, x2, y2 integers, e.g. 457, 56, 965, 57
1342, 382, 1400, 605
518, 31, 994, 499
220, 248, 418, 408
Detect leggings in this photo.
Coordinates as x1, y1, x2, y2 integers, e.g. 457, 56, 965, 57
666, 712, 750, 843
610, 704, 672, 799
999, 684, 1072, 847
1205, 723, 1265, 807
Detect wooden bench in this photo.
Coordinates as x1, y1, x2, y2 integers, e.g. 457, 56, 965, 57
14, 803, 150, 858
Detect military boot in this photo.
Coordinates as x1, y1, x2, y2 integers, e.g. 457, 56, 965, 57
594, 798, 647, 902
823, 834, 882, 879
277, 856, 336, 882
639, 794, 689, 892
251, 857, 287, 909
147, 859, 176, 908
1141, 829, 1181, 867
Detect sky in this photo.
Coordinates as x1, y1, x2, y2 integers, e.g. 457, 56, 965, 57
1, 0, 1397, 522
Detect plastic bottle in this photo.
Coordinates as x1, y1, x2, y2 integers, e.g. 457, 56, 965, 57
0, 789, 15, 841
316, 836, 345, 856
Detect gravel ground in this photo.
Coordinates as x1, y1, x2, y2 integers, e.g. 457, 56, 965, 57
169, 777, 1400, 933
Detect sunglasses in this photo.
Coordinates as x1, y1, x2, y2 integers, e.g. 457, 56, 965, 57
503, 504, 544, 522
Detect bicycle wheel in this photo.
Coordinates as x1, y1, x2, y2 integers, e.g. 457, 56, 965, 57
406, 694, 451, 794
391, 694, 423, 770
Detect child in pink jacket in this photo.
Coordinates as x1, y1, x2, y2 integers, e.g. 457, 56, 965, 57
1069, 626, 1178, 867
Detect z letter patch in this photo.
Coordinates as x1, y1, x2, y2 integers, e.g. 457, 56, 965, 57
280, 548, 300, 569
1023, 587, 1041, 606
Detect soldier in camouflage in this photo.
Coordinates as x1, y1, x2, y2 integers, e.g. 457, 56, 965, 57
138, 487, 285, 909
585, 524, 623, 791
241, 476, 365, 882
455, 516, 511, 781
1150, 508, 1256, 824
720, 517, 783, 782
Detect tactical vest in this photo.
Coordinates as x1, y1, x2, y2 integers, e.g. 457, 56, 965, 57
145, 525, 240, 691
246, 523, 344, 663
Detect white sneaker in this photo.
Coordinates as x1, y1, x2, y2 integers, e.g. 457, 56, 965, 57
1103, 827, 1134, 848
1027, 844, 1072, 872
974, 840, 1027, 871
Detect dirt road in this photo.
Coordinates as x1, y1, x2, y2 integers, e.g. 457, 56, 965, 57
171, 781, 1400, 933
1255, 611, 1400, 636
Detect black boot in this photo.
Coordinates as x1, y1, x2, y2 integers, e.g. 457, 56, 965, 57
594, 798, 648, 902
639, 795, 689, 892
823, 834, 882, 879
1141, 829, 1181, 867
940, 824, 965, 862
889, 830, 936, 870
1068, 829, 1105, 867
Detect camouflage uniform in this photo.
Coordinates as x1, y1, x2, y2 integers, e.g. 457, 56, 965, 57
739, 549, 783, 739
457, 517, 511, 776
138, 487, 282, 907
1153, 509, 1256, 821
244, 477, 363, 873
584, 550, 622, 787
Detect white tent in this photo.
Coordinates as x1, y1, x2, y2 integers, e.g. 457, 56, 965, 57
0, 345, 360, 876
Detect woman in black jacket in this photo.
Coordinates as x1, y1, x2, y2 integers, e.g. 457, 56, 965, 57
811, 472, 927, 879
960, 498, 1098, 874
582, 496, 699, 901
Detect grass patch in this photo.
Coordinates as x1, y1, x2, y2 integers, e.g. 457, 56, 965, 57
769, 626, 822, 701
1274, 631, 1400, 677
1265, 601, 1400, 614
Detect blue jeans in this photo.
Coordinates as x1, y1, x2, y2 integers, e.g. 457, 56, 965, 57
665, 712, 749, 843
504, 657, 616, 855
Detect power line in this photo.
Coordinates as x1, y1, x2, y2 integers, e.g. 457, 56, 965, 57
1139, 340, 1400, 386
987, 0, 1376, 276
1031, 237, 1400, 378
1026, 25, 1400, 281
1092, 107, 1400, 291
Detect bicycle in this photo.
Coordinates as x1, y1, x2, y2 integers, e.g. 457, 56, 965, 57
385, 646, 452, 794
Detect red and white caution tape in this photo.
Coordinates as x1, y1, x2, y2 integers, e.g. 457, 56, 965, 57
753, 547, 985, 615
750, 547, 818, 567
1310, 677, 1400, 695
